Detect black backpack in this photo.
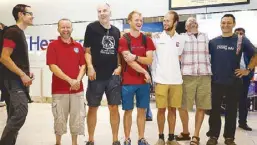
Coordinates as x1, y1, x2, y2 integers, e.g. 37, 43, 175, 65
122, 33, 154, 94
0, 26, 8, 88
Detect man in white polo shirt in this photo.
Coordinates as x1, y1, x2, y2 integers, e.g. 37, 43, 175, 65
152, 10, 185, 145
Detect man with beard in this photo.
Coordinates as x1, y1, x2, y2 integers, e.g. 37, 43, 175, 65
151, 10, 184, 145
84, 3, 122, 145
46, 18, 86, 145
118, 11, 155, 145
0, 4, 34, 145
206, 14, 257, 145
175, 17, 212, 145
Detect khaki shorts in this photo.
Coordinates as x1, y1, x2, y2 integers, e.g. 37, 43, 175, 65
181, 76, 211, 110
52, 92, 86, 135
155, 83, 182, 108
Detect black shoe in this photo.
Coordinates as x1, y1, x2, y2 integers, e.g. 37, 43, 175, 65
146, 117, 152, 121
239, 124, 252, 131
113, 141, 121, 145
224, 138, 236, 145
86, 141, 94, 145
206, 137, 218, 145
28, 100, 34, 103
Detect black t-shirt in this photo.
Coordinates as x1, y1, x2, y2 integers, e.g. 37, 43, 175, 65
3, 25, 30, 80
83, 21, 120, 80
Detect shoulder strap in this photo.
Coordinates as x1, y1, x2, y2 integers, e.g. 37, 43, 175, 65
236, 35, 243, 55
123, 33, 132, 52
142, 34, 147, 48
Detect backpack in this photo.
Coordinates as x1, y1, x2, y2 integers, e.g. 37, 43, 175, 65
0, 26, 8, 88
122, 33, 154, 95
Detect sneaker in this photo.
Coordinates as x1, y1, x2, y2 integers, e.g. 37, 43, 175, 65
124, 138, 131, 145
86, 141, 94, 145
113, 141, 121, 145
206, 137, 218, 145
224, 138, 236, 145
138, 138, 150, 145
166, 140, 180, 145
0, 102, 6, 107
155, 139, 165, 145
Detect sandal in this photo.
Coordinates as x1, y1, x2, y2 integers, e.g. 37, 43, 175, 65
190, 136, 200, 145
175, 132, 191, 141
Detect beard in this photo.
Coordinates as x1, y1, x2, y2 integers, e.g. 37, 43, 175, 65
164, 24, 174, 31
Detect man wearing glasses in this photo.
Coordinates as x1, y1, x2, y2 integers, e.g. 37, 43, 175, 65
0, 4, 34, 145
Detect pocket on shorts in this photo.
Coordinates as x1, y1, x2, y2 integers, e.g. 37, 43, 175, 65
52, 102, 58, 118
109, 75, 121, 89
82, 97, 87, 118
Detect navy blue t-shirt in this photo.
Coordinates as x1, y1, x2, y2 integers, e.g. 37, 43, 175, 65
209, 34, 257, 84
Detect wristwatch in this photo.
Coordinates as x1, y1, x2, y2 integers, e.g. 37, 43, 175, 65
135, 55, 139, 61
247, 68, 251, 72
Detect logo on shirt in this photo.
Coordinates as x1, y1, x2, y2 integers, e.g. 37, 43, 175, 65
217, 45, 235, 51
176, 42, 180, 47
74, 47, 79, 53
101, 36, 115, 55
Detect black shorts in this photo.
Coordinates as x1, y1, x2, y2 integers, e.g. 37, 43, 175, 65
86, 75, 121, 107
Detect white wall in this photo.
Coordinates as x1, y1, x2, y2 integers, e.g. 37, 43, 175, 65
1, 0, 257, 26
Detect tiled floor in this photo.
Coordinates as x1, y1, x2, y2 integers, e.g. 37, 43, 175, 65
0, 103, 257, 145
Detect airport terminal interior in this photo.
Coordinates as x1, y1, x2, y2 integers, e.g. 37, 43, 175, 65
1, 0, 257, 145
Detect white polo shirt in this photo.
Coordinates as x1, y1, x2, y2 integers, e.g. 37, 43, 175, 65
152, 31, 185, 84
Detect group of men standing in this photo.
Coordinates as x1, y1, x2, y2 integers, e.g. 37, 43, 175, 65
0, 3, 257, 145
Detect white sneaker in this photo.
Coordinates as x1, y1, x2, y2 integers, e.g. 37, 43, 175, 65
155, 139, 165, 145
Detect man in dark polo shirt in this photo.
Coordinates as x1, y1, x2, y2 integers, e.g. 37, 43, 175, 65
46, 18, 86, 145
84, 3, 122, 145
0, 4, 34, 145
206, 14, 257, 145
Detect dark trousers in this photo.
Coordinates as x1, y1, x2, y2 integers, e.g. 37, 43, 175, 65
1, 85, 10, 116
0, 80, 28, 145
238, 77, 251, 125
146, 103, 152, 118
207, 81, 241, 139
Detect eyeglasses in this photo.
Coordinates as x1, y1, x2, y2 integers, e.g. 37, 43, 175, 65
23, 12, 33, 16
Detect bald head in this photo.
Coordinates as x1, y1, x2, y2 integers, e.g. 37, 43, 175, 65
97, 3, 111, 24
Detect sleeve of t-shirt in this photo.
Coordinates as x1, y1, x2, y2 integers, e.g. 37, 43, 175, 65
78, 44, 86, 66
118, 38, 129, 53
83, 25, 92, 48
242, 36, 257, 57
146, 37, 156, 52
3, 28, 19, 49
46, 42, 57, 65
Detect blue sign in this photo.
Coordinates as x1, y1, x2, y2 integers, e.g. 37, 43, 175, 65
123, 22, 163, 32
